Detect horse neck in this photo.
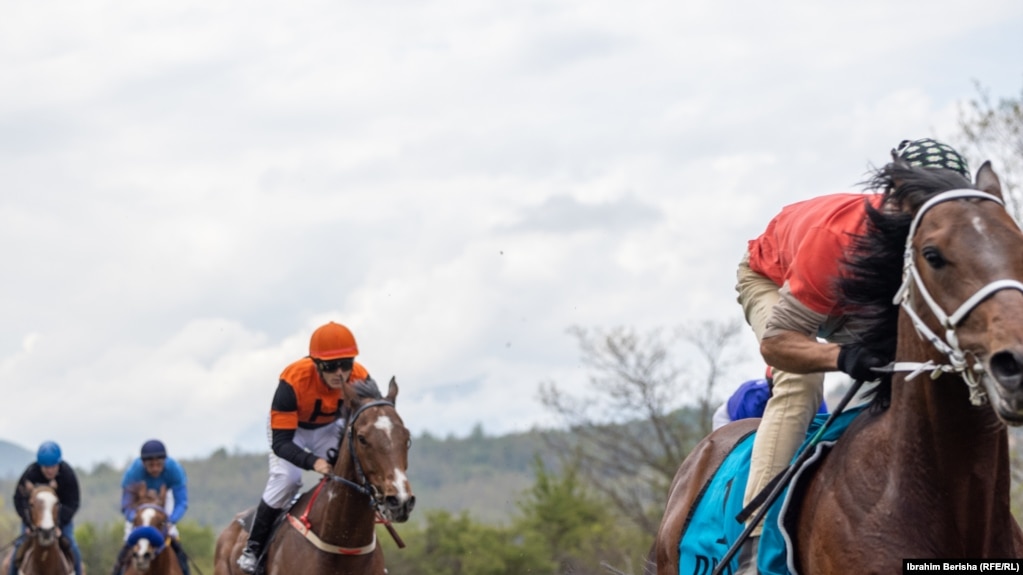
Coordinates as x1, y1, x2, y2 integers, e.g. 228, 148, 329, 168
23, 538, 68, 573
887, 315, 1014, 535
307, 434, 377, 543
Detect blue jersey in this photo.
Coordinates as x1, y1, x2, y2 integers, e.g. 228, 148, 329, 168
120, 457, 188, 524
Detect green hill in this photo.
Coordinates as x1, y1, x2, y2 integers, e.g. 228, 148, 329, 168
0, 427, 555, 530
0, 440, 33, 479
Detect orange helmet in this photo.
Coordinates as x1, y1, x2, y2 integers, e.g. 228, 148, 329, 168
309, 322, 359, 360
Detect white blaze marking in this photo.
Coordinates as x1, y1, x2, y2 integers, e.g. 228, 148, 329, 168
37, 492, 58, 529
140, 508, 157, 526
972, 215, 987, 235
374, 415, 394, 440
392, 468, 409, 501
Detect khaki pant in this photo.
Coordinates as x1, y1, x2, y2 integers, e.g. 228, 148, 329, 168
735, 253, 823, 535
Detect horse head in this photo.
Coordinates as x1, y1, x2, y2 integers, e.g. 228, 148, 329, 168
340, 376, 416, 522
20, 482, 60, 547
127, 484, 170, 572
886, 161, 1023, 424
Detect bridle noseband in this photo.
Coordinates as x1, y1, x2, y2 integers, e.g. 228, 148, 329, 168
890, 189, 1023, 404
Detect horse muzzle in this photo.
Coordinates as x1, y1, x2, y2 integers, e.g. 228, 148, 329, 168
132, 548, 157, 572
35, 528, 58, 547
986, 349, 1023, 425
381, 494, 416, 523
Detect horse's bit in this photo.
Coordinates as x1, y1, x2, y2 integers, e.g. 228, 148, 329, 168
890, 189, 1023, 405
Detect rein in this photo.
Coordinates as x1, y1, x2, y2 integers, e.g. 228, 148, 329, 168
887, 189, 1023, 404
287, 398, 405, 553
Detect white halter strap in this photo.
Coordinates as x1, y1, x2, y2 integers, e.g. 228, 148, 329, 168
889, 189, 1023, 405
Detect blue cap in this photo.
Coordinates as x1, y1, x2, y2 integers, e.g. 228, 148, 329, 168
37, 441, 62, 467
140, 439, 167, 460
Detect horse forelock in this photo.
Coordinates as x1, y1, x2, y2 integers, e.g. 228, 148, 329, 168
838, 163, 977, 409
351, 378, 383, 400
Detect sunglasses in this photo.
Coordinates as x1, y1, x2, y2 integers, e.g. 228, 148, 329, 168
318, 358, 354, 373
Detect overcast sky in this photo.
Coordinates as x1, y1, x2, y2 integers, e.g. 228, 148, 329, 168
2, 0, 1022, 467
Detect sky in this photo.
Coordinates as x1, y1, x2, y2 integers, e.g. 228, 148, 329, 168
2, 0, 1022, 468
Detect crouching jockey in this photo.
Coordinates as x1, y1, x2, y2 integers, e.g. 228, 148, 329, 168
237, 321, 376, 574
9, 441, 83, 575
110, 440, 190, 575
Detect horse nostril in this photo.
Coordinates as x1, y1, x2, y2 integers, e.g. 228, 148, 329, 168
407, 495, 416, 511
385, 495, 400, 508
990, 350, 1023, 391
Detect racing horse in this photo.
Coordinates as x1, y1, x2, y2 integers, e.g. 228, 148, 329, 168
652, 160, 1023, 573
0, 484, 74, 575
214, 377, 415, 575
120, 485, 184, 575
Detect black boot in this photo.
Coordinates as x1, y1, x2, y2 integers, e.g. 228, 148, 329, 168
169, 538, 191, 575
237, 500, 282, 574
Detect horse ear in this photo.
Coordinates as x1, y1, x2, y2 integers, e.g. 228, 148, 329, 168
159, 484, 167, 503
19, 481, 35, 496
386, 376, 398, 405
975, 161, 1003, 201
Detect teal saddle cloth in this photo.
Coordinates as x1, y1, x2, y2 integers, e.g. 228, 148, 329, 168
677, 406, 866, 575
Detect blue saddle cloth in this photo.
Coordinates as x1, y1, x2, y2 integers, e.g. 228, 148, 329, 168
677, 406, 865, 575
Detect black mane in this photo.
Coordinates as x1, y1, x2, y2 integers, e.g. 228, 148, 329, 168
837, 162, 974, 409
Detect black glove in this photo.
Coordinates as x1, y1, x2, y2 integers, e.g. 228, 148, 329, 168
837, 344, 887, 381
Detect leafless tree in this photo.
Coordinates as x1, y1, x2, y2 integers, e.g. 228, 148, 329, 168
955, 79, 1023, 221
538, 319, 747, 533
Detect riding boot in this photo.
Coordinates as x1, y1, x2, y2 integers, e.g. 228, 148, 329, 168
237, 500, 283, 574
170, 538, 191, 575
109, 544, 130, 575
735, 535, 760, 575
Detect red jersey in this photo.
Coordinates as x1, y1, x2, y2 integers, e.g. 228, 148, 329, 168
747, 193, 883, 315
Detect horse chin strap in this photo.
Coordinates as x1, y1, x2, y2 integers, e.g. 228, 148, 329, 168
891, 189, 1023, 405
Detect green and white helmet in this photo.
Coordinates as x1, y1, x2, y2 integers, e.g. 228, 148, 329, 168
894, 138, 970, 179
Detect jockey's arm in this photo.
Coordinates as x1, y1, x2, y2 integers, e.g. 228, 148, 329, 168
760, 331, 841, 374
56, 464, 80, 525
167, 460, 188, 524
761, 282, 842, 375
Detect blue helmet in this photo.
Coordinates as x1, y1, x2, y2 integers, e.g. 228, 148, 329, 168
140, 439, 167, 460
37, 441, 62, 467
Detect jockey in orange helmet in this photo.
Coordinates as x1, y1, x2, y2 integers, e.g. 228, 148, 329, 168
237, 321, 376, 574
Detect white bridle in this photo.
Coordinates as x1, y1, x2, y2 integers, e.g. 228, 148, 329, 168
889, 189, 1023, 405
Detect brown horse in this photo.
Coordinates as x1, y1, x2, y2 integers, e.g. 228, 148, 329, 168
653, 161, 1023, 574
0, 484, 75, 575
119, 485, 183, 575
214, 377, 415, 575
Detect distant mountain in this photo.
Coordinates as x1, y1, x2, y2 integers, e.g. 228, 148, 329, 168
0, 440, 33, 479
0, 428, 557, 529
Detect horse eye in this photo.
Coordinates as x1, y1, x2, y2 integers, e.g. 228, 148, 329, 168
921, 246, 946, 269
358, 434, 369, 446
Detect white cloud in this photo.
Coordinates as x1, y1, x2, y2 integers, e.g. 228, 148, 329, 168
0, 0, 1020, 465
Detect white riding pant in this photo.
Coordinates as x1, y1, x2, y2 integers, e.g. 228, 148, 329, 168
261, 417, 346, 509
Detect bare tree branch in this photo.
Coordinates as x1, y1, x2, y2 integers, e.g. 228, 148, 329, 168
539, 320, 747, 533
